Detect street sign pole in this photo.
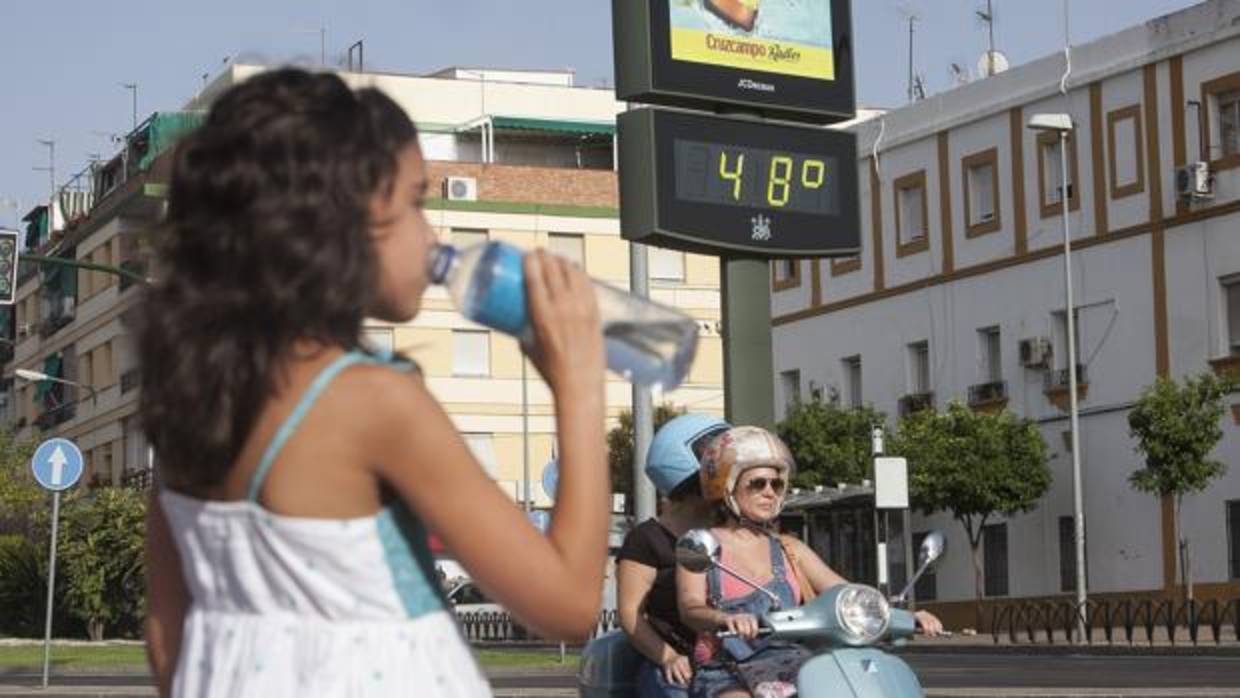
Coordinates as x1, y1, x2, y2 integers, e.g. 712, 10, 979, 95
30, 437, 84, 689
721, 258, 775, 429
41, 490, 61, 689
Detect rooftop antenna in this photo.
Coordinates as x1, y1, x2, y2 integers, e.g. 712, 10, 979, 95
895, 3, 921, 103
949, 62, 971, 87
976, 0, 997, 77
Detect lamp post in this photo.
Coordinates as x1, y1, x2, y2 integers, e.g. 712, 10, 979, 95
1028, 112, 1086, 642
16, 368, 99, 405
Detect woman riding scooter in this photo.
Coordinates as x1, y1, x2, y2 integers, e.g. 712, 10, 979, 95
678, 426, 943, 698
617, 414, 731, 697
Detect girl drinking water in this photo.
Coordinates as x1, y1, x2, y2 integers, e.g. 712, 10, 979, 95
139, 68, 609, 697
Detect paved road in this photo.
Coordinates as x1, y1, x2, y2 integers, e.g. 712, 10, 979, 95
3, 653, 1238, 693
494, 653, 1240, 691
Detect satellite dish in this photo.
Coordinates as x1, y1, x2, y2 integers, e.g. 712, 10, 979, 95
977, 50, 1010, 77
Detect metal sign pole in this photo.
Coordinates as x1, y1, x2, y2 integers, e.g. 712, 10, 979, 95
631, 241, 656, 523
721, 257, 775, 429
41, 490, 61, 689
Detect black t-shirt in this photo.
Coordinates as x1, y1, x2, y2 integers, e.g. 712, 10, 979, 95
617, 518, 696, 654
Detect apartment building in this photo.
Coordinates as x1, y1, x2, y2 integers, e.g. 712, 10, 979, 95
5, 65, 725, 505
771, 0, 1240, 627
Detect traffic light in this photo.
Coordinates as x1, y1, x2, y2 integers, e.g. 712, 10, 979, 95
0, 229, 18, 305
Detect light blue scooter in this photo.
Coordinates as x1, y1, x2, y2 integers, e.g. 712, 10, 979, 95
578, 530, 946, 697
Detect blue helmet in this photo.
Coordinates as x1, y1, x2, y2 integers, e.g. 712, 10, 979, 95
645, 413, 731, 496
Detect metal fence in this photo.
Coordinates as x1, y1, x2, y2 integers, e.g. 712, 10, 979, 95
990, 597, 1240, 646
456, 608, 621, 644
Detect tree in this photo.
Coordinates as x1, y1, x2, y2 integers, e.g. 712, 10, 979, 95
0, 430, 41, 537
776, 398, 886, 489
607, 404, 685, 514
890, 402, 1051, 628
1127, 373, 1231, 602
58, 487, 147, 640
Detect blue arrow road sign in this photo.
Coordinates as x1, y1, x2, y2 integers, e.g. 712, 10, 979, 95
31, 438, 84, 492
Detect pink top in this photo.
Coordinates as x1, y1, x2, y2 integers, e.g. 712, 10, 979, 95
691, 541, 801, 664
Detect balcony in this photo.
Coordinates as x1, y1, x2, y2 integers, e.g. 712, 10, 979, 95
122, 468, 154, 491
968, 380, 1009, 413
898, 391, 935, 418
34, 402, 76, 431
1044, 364, 1088, 391
120, 368, 140, 394
1043, 364, 1089, 412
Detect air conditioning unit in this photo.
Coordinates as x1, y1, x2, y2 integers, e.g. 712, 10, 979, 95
17, 323, 31, 338
444, 176, 478, 202
1019, 337, 1052, 368
1175, 162, 1214, 199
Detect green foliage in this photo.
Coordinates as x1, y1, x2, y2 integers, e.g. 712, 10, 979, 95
891, 402, 1051, 532
0, 430, 41, 537
607, 404, 686, 513
0, 534, 81, 638
58, 488, 147, 640
775, 399, 886, 489
1127, 373, 1231, 498
890, 402, 1051, 622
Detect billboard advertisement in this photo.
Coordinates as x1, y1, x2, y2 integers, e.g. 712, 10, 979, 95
668, 0, 834, 82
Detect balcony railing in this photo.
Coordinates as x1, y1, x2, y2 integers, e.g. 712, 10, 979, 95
968, 380, 1009, 406
898, 391, 935, 418
122, 468, 154, 491
120, 368, 140, 394
34, 403, 75, 430
1044, 364, 1089, 392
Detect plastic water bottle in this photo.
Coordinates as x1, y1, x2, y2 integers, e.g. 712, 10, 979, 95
429, 241, 700, 390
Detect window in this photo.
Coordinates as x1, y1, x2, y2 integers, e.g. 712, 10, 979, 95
912, 532, 937, 601
843, 356, 862, 408
1229, 500, 1240, 580
1052, 309, 1082, 370
983, 522, 1009, 597
1106, 105, 1145, 200
463, 433, 498, 478
908, 341, 930, 394
1222, 90, 1240, 159
362, 328, 395, 354
779, 369, 801, 408
1203, 72, 1240, 169
547, 233, 585, 266
894, 171, 928, 256
963, 148, 1001, 237
1037, 131, 1080, 217
1224, 277, 1240, 357
979, 327, 1001, 383
452, 330, 490, 376
451, 229, 489, 251
649, 247, 685, 282
772, 259, 800, 291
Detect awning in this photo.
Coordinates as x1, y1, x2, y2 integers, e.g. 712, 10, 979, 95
34, 354, 62, 401
138, 112, 207, 170
486, 116, 615, 137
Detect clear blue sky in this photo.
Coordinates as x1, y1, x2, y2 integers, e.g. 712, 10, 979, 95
0, 0, 1201, 227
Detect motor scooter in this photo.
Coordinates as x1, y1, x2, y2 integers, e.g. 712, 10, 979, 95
577, 530, 946, 697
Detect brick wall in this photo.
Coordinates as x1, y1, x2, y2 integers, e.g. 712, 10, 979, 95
425, 161, 618, 208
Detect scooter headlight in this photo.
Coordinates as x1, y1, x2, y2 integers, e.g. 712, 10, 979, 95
834, 584, 891, 645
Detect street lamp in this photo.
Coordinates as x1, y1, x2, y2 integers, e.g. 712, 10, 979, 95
1028, 112, 1087, 642
15, 368, 98, 405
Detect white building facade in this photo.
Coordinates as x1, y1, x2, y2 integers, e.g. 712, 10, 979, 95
771, 0, 1240, 626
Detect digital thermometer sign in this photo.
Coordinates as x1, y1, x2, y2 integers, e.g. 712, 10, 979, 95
619, 108, 859, 258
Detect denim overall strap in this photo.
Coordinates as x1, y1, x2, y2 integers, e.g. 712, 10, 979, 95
707, 556, 724, 607
765, 534, 799, 609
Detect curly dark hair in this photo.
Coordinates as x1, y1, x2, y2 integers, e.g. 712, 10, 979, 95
136, 68, 418, 490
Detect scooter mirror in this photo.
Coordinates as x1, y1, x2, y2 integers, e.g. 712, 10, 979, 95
918, 531, 946, 568
675, 529, 721, 573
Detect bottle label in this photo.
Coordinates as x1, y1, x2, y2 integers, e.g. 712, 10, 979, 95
473, 242, 529, 336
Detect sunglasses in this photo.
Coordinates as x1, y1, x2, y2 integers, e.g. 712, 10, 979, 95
742, 476, 787, 495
